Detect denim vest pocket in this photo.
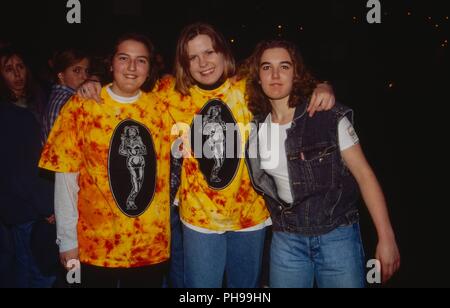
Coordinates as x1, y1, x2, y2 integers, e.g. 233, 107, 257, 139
299, 142, 337, 191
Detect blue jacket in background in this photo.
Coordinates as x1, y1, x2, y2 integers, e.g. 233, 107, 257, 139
0, 102, 54, 225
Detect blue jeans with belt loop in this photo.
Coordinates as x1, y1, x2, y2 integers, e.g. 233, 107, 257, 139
183, 225, 266, 288
270, 223, 366, 288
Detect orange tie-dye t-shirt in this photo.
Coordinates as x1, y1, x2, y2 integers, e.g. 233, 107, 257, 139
156, 77, 270, 232
39, 87, 171, 268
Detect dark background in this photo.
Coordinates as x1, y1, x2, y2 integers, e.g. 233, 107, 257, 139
1, 0, 449, 287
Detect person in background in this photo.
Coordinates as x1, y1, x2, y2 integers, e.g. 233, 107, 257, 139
0, 46, 56, 288
0, 47, 46, 125
245, 39, 400, 288
42, 49, 90, 142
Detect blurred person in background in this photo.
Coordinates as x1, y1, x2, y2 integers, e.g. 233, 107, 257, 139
42, 49, 90, 142
0, 46, 56, 288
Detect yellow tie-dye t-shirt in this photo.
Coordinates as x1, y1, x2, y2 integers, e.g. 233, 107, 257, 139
39, 87, 171, 268
156, 77, 270, 232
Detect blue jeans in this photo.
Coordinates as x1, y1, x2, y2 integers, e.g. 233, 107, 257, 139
0, 222, 14, 288
167, 206, 184, 288
270, 223, 366, 288
183, 225, 266, 288
11, 222, 56, 288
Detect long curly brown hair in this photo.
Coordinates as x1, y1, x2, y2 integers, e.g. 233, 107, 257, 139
244, 40, 318, 118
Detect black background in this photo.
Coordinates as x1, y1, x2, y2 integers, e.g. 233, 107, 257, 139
1, 0, 449, 287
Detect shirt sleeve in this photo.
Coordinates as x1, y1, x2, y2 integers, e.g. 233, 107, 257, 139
338, 116, 360, 151
39, 98, 83, 173
44, 91, 73, 142
55, 172, 79, 253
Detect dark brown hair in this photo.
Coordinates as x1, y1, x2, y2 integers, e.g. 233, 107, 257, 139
174, 22, 235, 95
112, 33, 158, 92
245, 40, 318, 117
0, 46, 37, 105
51, 48, 89, 81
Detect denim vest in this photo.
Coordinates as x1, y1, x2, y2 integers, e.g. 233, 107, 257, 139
245, 102, 360, 236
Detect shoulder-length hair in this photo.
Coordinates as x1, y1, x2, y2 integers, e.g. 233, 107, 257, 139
51, 48, 90, 82
111, 33, 159, 92
0, 47, 38, 105
174, 22, 236, 95
245, 40, 318, 118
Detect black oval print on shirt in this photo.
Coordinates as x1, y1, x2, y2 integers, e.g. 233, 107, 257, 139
190, 99, 241, 190
109, 120, 157, 217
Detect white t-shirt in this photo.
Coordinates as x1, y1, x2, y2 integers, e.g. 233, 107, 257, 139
259, 113, 359, 204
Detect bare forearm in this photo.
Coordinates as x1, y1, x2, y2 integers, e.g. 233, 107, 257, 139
343, 143, 400, 282
356, 170, 395, 241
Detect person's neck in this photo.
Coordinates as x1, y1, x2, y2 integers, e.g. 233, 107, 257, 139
58, 82, 74, 91
107, 86, 141, 104
270, 98, 295, 125
13, 90, 25, 99
196, 78, 226, 91
13, 97, 28, 109
110, 84, 140, 98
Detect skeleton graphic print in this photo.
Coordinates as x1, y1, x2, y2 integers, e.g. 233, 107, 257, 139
203, 106, 227, 183
191, 99, 241, 190
109, 119, 157, 218
119, 126, 147, 210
